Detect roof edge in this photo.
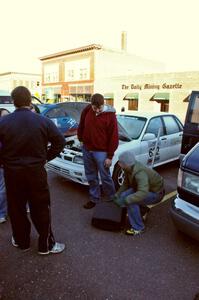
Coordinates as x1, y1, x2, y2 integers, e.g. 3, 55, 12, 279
39, 44, 102, 61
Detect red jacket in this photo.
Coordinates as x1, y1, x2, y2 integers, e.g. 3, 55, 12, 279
77, 104, 119, 159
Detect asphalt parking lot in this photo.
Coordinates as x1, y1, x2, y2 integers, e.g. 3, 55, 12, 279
0, 161, 198, 300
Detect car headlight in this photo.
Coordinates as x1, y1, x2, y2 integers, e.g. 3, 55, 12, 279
180, 170, 199, 195
73, 155, 84, 165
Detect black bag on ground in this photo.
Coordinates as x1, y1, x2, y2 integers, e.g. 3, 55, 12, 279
91, 201, 126, 232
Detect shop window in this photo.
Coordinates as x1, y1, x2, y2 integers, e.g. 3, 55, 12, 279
128, 99, 138, 111
160, 101, 169, 112
105, 99, 114, 106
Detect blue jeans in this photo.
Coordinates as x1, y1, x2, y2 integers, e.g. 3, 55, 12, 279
119, 188, 163, 231
0, 168, 7, 218
82, 146, 116, 203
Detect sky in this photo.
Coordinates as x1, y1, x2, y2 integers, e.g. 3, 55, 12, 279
1, 0, 199, 74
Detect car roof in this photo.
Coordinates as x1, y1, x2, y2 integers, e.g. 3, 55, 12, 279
117, 111, 175, 118
38, 101, 89, 108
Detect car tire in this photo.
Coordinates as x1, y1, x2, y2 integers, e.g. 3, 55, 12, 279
112, 163, 125, 191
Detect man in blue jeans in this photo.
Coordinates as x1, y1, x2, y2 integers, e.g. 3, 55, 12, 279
78, 93, 119, 209
113, 150, 165, 235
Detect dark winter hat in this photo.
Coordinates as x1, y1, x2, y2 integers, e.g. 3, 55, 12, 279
11, 86, 31, 108
91, 93, 104, 107
118, 150, 136, 166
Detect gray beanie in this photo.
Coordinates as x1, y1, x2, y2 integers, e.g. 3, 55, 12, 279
118, 150, 136, 166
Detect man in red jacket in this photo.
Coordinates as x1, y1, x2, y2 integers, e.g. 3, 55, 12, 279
78, 93, 119, 209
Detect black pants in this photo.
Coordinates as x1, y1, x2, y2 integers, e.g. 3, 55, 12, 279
4, 165, 55, 252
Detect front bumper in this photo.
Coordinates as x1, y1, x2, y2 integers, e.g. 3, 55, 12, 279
170, 196, 199, 241
46, 157, 88, 185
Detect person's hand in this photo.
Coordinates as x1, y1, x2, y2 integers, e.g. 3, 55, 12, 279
104, 158, 112, 168
113, 195, 123, 207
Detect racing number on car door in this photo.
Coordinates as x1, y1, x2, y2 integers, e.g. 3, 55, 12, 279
144, 117, 166, 165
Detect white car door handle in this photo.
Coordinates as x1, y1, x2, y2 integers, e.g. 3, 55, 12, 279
161, 137, 167, 141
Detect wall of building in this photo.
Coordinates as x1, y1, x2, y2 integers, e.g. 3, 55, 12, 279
0, 72, 41, 97
94, 48, 165, 81
42, 51, 95, 101
94, 71, 199, 123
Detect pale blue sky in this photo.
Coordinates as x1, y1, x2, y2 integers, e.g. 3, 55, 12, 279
1, 0, 199, 73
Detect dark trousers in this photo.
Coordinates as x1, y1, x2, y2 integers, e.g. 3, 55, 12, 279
4, 165, 55, 252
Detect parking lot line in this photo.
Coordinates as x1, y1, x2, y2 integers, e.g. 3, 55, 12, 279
161, 190, 177, 203
149, 190, 177, 208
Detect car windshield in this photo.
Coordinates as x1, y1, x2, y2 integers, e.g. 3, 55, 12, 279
37, 104, 50, 113
117, 115, 147, 139
59, 102, 89, 122
38, 102, 89, 121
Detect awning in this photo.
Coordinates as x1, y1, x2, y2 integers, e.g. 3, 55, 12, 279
183, 94, 190, 102
123, 93, 139, 100
104, 93, 114, 99
150, 93, 169, 101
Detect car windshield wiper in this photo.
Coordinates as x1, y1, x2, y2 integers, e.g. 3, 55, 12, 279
119, 134, 132, 142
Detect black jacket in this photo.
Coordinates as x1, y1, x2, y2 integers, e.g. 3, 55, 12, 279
0, 108, 65, 168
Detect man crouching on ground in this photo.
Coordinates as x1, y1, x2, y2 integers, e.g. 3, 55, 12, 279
113, 149, 165, 236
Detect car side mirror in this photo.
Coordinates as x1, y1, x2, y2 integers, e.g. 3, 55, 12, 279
142, 133, 156, 141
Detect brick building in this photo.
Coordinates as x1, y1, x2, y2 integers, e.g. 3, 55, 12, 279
39, 40, 164, 104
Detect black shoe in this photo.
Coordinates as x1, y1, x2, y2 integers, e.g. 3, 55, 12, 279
11, 237, 30, 252
83, 201, 96, 209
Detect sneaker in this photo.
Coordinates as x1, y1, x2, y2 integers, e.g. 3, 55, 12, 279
0, 217, 6, 224
38, 242, 65, 255
125, 228, 145, 236
11, 237, 30, 252
83, 201, 96, 209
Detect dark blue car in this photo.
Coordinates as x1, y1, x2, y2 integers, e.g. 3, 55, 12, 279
38, 101, 89, 137
170, 142, 199, 241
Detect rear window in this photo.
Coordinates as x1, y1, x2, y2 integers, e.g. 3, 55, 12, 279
0, 95, 42, 105
0, 96, 12, 104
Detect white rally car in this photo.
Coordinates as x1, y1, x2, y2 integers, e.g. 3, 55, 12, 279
46, 111, 183, 189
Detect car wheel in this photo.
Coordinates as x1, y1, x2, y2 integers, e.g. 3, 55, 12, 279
112, 163, 125, 191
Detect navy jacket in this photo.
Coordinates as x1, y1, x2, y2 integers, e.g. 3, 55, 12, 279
0, 108, 66, 168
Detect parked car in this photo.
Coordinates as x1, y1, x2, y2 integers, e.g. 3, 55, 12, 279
170, 142, 199, 241
37, 102, 89, 137
0, 94, 43, 113
181, 90, 199, 155
0, 95, 89, 137
46, 111, 183, 188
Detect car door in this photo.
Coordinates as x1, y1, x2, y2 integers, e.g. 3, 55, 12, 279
161, 115, 183, 161
140, 116, 167, 166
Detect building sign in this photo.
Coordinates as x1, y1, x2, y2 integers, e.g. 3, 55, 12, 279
122, 83, 182, 90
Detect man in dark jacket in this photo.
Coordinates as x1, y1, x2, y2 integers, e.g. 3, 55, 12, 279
78, 93, 119, 209
0, 86, 66, 255
113, 149, 165, 236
